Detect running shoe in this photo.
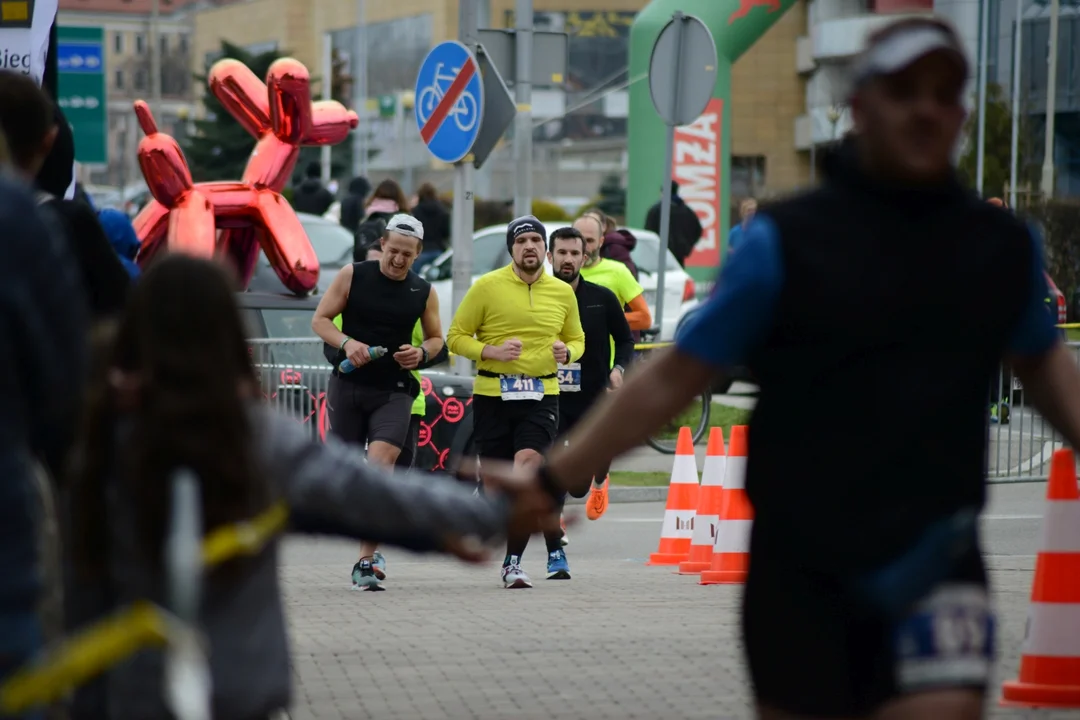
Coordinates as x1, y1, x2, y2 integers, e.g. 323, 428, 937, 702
371, 551, 387, 581
351, 559, 384, 591
587, 475, 610, 520
560, 514, 569, 547
546, 549, 571, 580
501, 555, 532, 589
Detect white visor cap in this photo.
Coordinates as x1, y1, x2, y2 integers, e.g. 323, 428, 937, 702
386, 213, 424, 241
852, 21, 969, 88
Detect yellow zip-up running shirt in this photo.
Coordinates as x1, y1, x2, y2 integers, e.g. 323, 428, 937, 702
447, 264, 585, 397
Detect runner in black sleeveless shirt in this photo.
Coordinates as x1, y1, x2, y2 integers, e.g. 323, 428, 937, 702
313, 213, 444, 590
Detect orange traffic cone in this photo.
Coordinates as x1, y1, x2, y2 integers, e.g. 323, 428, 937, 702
700, 425, 751, 585
647, 427, 699, 566
679, 428, 726, 575
1001, 448, 1080, 708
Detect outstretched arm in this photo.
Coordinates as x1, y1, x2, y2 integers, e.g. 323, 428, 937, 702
548, 215, 785, 494
262, 408, 510, 551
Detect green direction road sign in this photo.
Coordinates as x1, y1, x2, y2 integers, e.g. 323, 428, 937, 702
378, 94, 396, 118
57, 26, 107, 165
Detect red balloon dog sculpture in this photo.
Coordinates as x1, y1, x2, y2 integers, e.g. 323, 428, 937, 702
131, 57, 359, 295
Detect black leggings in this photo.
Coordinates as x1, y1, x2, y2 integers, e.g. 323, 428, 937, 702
558, 408, 611, 498
990, 365, 1012, 405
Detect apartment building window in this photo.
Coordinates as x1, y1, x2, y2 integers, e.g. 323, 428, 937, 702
114, 69, 124, 90
178, 34, 188, 52
731, 155, 766, 198
160, 35, 169, 55
113, 32, 124, 54
134, 68, 147, 91
135, 33, 145, 54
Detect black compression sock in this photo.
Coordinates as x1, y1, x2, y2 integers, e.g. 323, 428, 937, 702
544, 532, 563, 554
505, 535, 528, 563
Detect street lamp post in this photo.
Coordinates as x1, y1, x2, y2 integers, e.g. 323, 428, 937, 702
826, 104, 843, 141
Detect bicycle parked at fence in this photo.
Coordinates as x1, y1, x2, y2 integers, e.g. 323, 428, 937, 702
637, 328, 712, 454
417, 63, 479, 133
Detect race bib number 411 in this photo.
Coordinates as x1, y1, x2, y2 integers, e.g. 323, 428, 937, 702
556, 363, 581, 392
499, 374, 545, 401
893, 583, 995, 692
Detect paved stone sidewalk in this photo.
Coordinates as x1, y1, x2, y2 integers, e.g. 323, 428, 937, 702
277, 537, 1072, 720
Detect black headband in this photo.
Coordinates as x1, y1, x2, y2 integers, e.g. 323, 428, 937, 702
506, 215, 546, 251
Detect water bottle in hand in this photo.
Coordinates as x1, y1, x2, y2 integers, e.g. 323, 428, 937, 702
339, 345, 387, 373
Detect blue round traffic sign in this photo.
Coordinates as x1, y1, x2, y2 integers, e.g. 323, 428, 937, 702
414, 41, 484, 164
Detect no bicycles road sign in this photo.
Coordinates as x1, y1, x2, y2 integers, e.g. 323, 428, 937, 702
414, 40, 485, 164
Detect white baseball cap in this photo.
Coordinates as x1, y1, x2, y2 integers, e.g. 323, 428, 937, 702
386, 213, 424, 241
852, 18, 969, 89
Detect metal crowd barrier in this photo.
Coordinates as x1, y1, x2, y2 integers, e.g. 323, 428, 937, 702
247, 337, 1073, 484
247, 339, 332, 441
985, 341, 1080, 484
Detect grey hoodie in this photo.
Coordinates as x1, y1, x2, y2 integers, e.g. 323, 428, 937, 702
73, 405, 505, 720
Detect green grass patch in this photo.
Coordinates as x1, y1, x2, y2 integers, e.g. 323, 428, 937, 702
609, 471, 672, 486
1067, 328, 1080, 343
653, 401, 752, 441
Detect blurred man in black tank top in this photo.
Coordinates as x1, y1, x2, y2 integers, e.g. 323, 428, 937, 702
313, 213, 445, 590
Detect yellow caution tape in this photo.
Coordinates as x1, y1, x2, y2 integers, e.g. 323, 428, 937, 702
202, 501, 290, 568
0, 501, 290, 712
0, 601, 168, 714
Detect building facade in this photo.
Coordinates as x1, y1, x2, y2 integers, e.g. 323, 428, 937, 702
189, 0, 815, 202
797, 0, 936, 168
56, 0, 204, 187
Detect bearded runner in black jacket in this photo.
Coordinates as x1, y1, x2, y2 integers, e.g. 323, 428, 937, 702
544, 226, 633, 576
476, 17, 1080, 720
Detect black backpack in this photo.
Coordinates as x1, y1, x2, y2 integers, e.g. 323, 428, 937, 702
352, 216, 388, 262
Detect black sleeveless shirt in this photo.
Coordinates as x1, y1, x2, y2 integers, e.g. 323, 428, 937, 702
332, 262, 430, 392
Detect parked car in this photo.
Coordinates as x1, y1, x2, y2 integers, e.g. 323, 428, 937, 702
1046, 273, 1067, 325
237, 290, 474, 470
247, 212, 354, 296
421, 223, 698, 341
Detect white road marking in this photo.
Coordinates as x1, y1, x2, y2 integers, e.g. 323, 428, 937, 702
610, 515, 1042, 523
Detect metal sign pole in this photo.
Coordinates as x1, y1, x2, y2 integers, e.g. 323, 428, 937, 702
512, 0, 534, 218
352, 0, 368, 179
321, 32, 333, 185
453, 0, 479, 377
655, 13, 687, 339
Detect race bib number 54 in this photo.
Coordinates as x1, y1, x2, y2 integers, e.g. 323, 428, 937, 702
556, 363, 581, 392
893, 583, 995, 691
499, 374, 545, 401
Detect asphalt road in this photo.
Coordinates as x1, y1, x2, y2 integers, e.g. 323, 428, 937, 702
277, 482, 1070, 720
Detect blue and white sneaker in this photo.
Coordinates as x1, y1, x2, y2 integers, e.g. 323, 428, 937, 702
501, 555, 532, 589
546, 549, 571, 580
351, 559, 384, 591
371, 551, 387, 581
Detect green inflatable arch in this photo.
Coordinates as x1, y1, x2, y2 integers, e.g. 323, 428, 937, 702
627, 0, 797, 280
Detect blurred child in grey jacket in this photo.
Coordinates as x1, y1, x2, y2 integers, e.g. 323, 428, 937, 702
65, 255, 548, 720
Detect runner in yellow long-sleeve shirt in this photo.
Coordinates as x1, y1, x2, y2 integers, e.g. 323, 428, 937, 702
447, 215, 585, 588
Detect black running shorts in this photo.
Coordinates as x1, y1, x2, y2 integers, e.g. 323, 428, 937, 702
394, 415, 423, 470
743, 528, 993, 717
327, 375, 414, 450
470, 394, 558, 461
